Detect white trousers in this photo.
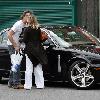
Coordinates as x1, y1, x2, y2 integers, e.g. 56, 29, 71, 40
24, 54, 44, 89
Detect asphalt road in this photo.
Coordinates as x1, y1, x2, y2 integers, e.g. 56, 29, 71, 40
0, 79, 100, 100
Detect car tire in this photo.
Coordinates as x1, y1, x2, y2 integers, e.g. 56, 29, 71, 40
68, 60, 95, 89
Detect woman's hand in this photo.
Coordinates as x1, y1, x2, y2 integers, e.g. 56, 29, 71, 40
14, 46, 20, 53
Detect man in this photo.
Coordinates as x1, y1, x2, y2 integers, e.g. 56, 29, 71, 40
7, 10, 33, 89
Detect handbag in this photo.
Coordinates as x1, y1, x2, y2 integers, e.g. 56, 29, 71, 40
40, 31, 48, 42
11, 50, 23, 72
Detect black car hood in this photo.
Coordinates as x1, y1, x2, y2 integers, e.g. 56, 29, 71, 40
53, 46, 100, 58
68, 48, 100, 58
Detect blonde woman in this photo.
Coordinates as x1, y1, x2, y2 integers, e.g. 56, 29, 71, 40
22, 15, 48, 90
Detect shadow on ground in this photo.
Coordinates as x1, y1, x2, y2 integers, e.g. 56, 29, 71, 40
0, 78, 73, 89
1, 78, 100, 90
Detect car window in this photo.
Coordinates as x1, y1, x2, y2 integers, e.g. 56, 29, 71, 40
0, 31, 8, 45
82, 30, 100, 45
66, 31, 93, 43
47, 28, 64, 39
0, 35, 3, 43
43, 34, 56, 47
47, 30, 71, 47
47, 27, 98, 45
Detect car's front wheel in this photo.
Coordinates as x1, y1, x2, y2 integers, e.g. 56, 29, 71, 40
68, 60, 95, 89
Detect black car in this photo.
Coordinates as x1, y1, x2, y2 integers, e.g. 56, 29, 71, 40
0, 28, 100, 89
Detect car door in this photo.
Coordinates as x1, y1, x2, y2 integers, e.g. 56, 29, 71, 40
43, 36, 59, 77
0, 31, 11, 70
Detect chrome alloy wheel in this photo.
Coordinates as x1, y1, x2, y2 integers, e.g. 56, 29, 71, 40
71, 62, 94, 88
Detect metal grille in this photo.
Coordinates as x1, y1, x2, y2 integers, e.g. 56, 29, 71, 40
0, 0, 76, 31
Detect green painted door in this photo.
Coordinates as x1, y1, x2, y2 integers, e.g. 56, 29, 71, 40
0, 0, 76, 31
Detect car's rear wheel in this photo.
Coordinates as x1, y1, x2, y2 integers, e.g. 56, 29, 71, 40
68, 60, 95, 89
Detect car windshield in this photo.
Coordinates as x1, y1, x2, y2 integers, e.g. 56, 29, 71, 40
47, 27, 100, 45
48, 30, 72, 47
81, 30, 100, 45
66, 31, 95, 44
0, 28, 10, 46
0, 31, 8, 45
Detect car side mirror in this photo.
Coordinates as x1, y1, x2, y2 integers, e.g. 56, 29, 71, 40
43, 40, 55, 47
43, 40, 50, 46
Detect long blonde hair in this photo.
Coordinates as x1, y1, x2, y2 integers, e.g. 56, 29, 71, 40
30, 15, 40, 29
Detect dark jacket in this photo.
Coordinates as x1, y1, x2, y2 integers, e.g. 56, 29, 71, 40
22, 26, 48, 67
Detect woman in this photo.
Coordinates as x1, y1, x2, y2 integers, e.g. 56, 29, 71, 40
22, 15, 48, 90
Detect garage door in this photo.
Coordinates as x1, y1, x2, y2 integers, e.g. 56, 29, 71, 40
0, 0, 76, 31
